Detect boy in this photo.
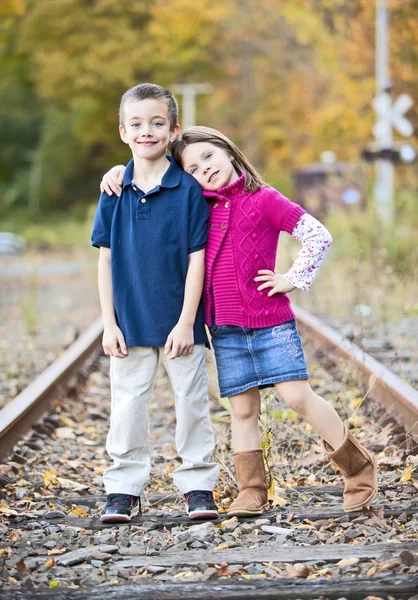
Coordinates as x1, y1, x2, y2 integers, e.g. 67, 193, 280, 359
91, 83, 219, 523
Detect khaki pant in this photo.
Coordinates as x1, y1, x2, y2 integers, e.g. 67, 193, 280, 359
103, 344, 219, 496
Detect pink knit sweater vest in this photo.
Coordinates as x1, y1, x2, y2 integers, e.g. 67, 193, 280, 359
203, 173, 305, 328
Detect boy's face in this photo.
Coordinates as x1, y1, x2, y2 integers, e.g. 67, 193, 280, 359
120, 99, 180, 161
182, 142, 239, 191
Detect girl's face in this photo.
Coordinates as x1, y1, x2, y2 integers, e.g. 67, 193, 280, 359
182, 142, 239, 191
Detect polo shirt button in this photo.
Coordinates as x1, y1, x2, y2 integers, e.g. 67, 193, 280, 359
251, 212, 256, 217
254, 253, 260, 259
141, 198, 147, 203
252, 233, 257, 239
264, 311, 270, 316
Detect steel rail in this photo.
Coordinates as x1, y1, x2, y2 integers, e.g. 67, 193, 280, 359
1, 306, 418, 461
0, 317, 103, 460
294, 305, 418, 441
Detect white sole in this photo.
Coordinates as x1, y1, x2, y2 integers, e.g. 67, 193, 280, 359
100, 503, 140, 523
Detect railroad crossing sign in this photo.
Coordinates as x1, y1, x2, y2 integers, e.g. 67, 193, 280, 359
362, 92, 415, 165
372, 92, 414, 141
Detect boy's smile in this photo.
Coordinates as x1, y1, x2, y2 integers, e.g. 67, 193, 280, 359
120, 99, 179, 162
182, 142, 239, 191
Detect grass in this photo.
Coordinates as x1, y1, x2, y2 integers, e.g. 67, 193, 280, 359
20, 270, 39, 336
276, 194, 418, 337
0, 205, 97, 250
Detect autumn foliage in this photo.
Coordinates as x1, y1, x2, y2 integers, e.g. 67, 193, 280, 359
0, 0, 417, 213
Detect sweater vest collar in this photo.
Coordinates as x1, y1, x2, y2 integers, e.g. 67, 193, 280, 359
203, 171, 246, 201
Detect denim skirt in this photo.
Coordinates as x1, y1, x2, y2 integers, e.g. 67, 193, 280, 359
209, 319, 309, 398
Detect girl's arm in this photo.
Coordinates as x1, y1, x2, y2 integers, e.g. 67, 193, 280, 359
100, 165, 126, 197
255, 214, 332, 295
283, 213, 333, 291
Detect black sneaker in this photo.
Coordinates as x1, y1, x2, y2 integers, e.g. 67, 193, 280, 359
184, 490, 218, 520
100, 493, 141, 523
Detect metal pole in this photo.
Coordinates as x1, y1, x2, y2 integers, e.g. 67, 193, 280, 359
181, 87, 197, 129
172, 84, 213, 129
374, 0, 394, 222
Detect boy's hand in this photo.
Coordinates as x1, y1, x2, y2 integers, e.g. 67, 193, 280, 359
100, 165, 125, 197
164, 322, 194, 359
255, 270, 296, 296
102, 324, 128, 358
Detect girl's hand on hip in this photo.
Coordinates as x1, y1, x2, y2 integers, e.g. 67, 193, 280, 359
255, 270, 296, 296
100, 165, 125, 197
103, 324, 128, 358
164, 322, 194, 359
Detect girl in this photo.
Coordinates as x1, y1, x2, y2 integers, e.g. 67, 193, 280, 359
100, 126, 378, 517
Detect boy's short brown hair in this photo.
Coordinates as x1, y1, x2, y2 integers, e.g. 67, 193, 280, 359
119, 83, 178, 130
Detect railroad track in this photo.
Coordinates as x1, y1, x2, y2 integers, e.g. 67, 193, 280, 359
0, 309, 418, 598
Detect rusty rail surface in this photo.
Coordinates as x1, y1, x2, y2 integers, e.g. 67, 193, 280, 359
294, 306, 418, 441
0, 317, 103, 460
1, 307, 418, 461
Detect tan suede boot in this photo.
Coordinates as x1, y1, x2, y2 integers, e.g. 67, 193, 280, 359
323, 426, 378, 512
227, 449, 269, 516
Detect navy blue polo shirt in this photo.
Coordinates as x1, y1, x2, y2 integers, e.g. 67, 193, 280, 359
91, 156, 209, 347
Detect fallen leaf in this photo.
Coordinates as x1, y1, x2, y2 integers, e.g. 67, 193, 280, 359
44, 469, 59, 488
216, 516, 238, 529
70, 507, 87, 516
15, 559, 28, 577
45, 559, 55, 568
214, 562, 230, 577
268, 481, 287, 507
55, 427, 76, 440
285, 563, 311, 578
214, 543, 229, 550
56, 478, 89, 491
47, 548, 67, 555
336, 557, 360, 567
60, 416, 77, 427
400, 465, 414, 482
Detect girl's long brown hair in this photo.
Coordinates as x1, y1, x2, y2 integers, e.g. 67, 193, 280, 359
170, 126, 266, 192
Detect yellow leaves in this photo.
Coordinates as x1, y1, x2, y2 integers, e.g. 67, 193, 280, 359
44, 469, 59, 488
45, 558, 55, 568
213, 542, 228, 550
70, 507, 87, 516
268, 480, 287, 507
49, 581, 60, 588
9, 530, 21, 541
351, 396, 364, 409
60, 416, 77, 427
242, 573, 267, 579
0, 0, 26, 17
216, 516, 238, 529
400, 464, 414, 482
173, 571, 195, 579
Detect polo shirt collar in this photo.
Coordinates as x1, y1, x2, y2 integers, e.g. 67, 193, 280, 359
122, 155, 182, 191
